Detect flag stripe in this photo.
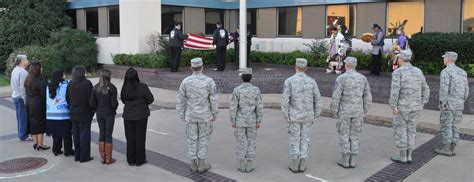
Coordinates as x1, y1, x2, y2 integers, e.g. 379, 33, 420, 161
184, 34, 233, 51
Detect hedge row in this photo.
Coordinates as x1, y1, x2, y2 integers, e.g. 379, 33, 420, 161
113, 49, 392, 72
409, 32, 474, 75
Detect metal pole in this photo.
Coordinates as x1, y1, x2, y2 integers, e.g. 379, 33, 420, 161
239, 0, 247, 69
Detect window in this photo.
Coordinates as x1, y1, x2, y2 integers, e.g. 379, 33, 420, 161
464, 0, 474, 32
235, 10, 257, 36
278, 7, 302, 36
66, 9, 77, 29
108, 6, 120, 35
326, 4, 356, 36
86, 8, 99, 35
387, 0, 424, 36
162, 6, 183, 34
205, 9, 225, 35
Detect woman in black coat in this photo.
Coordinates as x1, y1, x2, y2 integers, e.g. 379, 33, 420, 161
66, 65, 95, 163
90, 69, 119, 165
25, 61, 49, 151
121, 68, 154, 166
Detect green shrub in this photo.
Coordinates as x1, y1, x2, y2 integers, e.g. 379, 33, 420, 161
113, 53, 168, 68
409, 32, 474, 74
4, 45, 61, 79
467, 64, 474, 76
50, 27, 98, 72
0, 0, 71, 71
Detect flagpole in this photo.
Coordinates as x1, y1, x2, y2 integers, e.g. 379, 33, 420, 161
239, 0, 247, 70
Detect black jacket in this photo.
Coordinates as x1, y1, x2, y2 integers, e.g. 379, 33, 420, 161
121, 82, 154, 120
169, 28, 187, 47
213, 27, 229, 47
232, 31, 252, 47
25, 77, 47, 124
89, 83, 119, 118
66, 79, 94, 122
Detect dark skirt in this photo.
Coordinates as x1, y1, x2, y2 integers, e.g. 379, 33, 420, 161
27, 103, 46, 135
46, 119, 72, 137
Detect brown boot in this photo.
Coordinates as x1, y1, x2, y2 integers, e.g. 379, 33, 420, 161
105, 143, 116, 165
99, 142, 106, 164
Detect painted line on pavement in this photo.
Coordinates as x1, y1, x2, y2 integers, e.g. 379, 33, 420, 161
305, 174, 328, 182
147, 129, 168, 135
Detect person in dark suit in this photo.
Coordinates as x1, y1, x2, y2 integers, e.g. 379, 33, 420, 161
231, 26, 253, 68
212, 21, 229, 71
169, 22, 187, 72
90, 69, 119, 165
25, 61, 49, 151
66, 65, 95, 163
46, 70, 73, 156
121, 68, 154, 166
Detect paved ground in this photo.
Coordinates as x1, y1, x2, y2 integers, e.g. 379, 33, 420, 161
1, 78, 473, 181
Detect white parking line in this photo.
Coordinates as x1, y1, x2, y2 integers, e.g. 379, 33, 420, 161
305, 174, 328, 182
147, 129, 168, 135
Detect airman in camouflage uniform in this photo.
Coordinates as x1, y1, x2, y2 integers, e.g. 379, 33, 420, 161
435, 52, 469, 157
230, 71, 263, 173
177, 58, 219, 173
330, 57, 372, 168
281, 58, 322, 173
389, 50, 430, 164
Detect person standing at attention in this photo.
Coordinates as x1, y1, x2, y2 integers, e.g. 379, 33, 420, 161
90, 69, 119, 164
10, 55, 30, 141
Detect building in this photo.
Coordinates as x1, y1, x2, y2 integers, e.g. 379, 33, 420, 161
66, 0, 474, 64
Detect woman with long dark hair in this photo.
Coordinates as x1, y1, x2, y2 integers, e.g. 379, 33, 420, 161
90, 69, 118, 165
25, 61, 49, 151
46, 70, 74, 156
66, 65, 95, 163
121, 67, 154, 166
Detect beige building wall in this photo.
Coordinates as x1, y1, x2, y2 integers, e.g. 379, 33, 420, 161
356, 2, 386, 37
76, 9, 86, 31
302, 6, 326, 39
184, 7, 205, 34
257, 8, 277, 38
425, 0, 462, 33
98, 7, 108, 37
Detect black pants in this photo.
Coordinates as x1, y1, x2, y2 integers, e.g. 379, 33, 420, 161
169, 46, 182, 72
216, 46, 227, 71
72, 121, 91, 162
52, 135, 73, 155
233, 44, 251, 68
124, 118, 148, 165
371, 50, 382, 76
97, 116, 115, 143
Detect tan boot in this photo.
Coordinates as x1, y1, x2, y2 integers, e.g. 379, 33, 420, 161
105, 143, 116, 165
99, 142, 106, 164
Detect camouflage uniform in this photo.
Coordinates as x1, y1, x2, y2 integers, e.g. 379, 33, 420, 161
281, 72, 322, 160
230, 83, 263, 161
389, 62, 430, 151
177, 72, 218, 160
331, 70, 372, 155
439, 64, 469, 145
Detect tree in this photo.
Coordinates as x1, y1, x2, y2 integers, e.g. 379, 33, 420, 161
0, 0, 71, 71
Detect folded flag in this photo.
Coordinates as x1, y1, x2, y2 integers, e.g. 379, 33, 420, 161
184, 33, 233, 50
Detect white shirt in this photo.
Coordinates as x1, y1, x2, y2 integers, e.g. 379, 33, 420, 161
10, 66, 28, 99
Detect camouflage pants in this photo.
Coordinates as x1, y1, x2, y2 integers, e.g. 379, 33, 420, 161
234, 127, 257, 160
393, 110, 421, 150
337, 117, 363, 154
287, 122, 314, 159
186, 122, 213, 160
440, 110, 462, 145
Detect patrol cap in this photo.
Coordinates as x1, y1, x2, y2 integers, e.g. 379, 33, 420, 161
190, 57, 203, 67
241, 68, 252, 75
344, 56, 357, 65
295, 58, 308, 68
442, 51, 458, 61
398, 50, 412, 62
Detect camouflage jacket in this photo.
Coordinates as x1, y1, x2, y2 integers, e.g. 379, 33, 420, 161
230, 83, 263, 127
439, 64, 469, 111
177, 72, 219, 122
330, 70, 372, 117
281, 72, 322, 122
389, 63, 430, 111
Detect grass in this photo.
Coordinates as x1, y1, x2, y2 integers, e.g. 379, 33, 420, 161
0, 74, 9, 87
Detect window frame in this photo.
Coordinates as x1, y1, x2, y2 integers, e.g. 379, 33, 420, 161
325, 4, 357, 38
276, 6, 303, 37
205, 8, 225, 36
161, 5, 184, 35
85, 8, 99, 35
107, 6, 120, 36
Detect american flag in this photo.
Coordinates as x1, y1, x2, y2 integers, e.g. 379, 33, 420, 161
184, 33, 233, 50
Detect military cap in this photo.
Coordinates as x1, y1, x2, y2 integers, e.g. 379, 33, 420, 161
295, 58, 308, 68
442, 51, 458, 61
398, 50, 412, 62
191, 57, 203, 67
344, 56, 357, 65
